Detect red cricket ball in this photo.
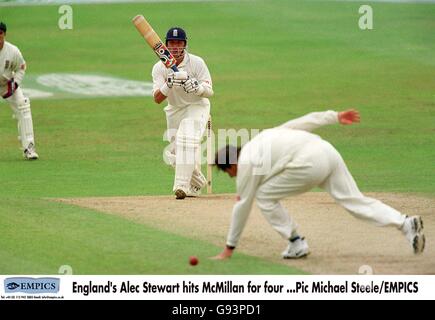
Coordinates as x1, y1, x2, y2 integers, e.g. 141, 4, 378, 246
189, 256, 199, 266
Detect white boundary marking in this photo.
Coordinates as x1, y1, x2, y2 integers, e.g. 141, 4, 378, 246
0, 73, 154, 101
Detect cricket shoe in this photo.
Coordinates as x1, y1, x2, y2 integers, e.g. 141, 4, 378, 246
23, 143, 39, 160
401, 215, 425, 254
174, 187, 188, 200
282, 236, 310, 259
186, 185, 201, 198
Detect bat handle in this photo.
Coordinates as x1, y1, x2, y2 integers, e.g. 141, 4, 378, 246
171, 65, 179, 72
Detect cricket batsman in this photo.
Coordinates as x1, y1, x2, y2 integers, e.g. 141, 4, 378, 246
0, 22, 38, 160
151, 27, 213, 199
212, 109, 425, 259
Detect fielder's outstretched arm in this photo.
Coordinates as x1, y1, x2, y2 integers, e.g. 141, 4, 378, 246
211, 163, 262, 260
279, 109, 360, 132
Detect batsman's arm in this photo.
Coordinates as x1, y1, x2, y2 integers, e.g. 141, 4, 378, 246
153, 90, 167, 104
196, 58, 214, 98
152, 64, 168, 104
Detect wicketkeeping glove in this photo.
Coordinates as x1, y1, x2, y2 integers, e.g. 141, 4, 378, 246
2, 79, 19, 99
183, 78, 204, 96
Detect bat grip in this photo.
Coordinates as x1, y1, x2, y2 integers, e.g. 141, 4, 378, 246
171, 65, 179, 72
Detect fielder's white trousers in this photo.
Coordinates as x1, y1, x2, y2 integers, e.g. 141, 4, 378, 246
255, 139, 407, 240
163, 103, 210, 190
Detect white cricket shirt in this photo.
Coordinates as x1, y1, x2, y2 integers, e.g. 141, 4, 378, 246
0, 41, 26, 89
151, 51, 212, 109
226, 111, 339, 247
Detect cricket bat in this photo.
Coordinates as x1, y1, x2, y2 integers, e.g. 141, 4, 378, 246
132, 15, 179, 72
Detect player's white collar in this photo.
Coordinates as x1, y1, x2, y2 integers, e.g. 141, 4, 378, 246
177, 51, 190, 68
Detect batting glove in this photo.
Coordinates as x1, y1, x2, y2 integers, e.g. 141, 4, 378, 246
183, 78, 204, 96
167, 71, 188, 88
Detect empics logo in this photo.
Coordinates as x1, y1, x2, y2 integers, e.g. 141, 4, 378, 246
6, 282, 20, 290
4, 277, 60, 294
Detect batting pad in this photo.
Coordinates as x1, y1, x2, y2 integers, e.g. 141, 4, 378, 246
7, 89, 35, 150
16, 102, 35, 149
174, 118, 202, 190
190, 168, 207, 189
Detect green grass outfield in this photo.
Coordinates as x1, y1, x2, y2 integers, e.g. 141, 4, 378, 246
1, 0, 434, 274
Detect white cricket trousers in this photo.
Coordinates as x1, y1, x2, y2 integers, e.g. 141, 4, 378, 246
255, 139, 407, 240
163, 103, 210, 189
164, 103, 210, 145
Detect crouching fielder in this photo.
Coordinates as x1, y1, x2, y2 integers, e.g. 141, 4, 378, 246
0, 22, 38, 160
212, 109, 425, 260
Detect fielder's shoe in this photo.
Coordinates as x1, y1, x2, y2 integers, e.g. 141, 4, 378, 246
174, 187, 187, 200
186, 185, 201, 197
282, 236, 310, 259
23, 143, 39, 160
401, 215, 425, 254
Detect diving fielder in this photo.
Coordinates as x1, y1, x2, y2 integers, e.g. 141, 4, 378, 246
0, 22, 38, 160
213, 110, 425, 259
152, 27, 213, 199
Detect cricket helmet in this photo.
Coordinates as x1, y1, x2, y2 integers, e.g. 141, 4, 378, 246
165, 27, 187, 45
